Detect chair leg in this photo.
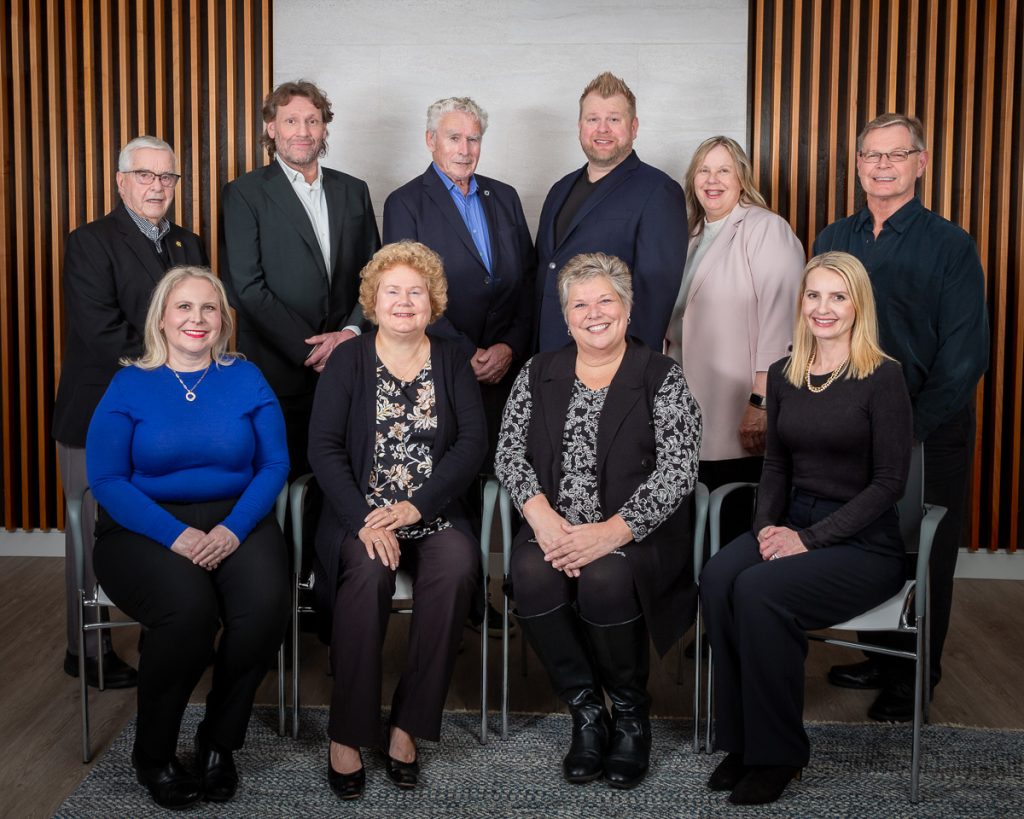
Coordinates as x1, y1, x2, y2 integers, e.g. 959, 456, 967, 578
291, 576, 301, 740
704, 647, 714, 754
911, 615, 924, 803
277, 643, 285, 737
692, 604, 703, 753
498, 485, 512, 739
480, 598, 489, 745
78, 590, 91, 764
501, 586, 510, 738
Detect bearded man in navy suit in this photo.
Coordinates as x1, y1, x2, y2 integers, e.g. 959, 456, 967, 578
535, 72, 688, 352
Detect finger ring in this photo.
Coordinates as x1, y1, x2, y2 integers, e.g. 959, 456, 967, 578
373, 538, 382, 544
770, 553, 779, 560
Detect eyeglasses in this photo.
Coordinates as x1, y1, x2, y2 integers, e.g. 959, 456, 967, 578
857, 149, 921, 164
127, 169, 181, 187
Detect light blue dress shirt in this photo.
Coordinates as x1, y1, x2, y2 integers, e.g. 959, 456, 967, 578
432, 162, 493, 275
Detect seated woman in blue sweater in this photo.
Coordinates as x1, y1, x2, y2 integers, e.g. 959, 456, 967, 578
87, 266, 290, 810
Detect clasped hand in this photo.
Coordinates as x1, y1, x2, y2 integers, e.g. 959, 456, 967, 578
358, 501, 421, 570
523, 496, 632, 578
756, 525, 807, 561
171, 524, 240, 570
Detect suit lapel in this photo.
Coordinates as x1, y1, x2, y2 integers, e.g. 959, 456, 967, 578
595, 340, 645, 477
423, 168, 487, 270
324, 170, 348, 276
685, 205, 746, 309
113, 204, 168, 286
542, 346, 577, 460
556, 152, 640, 251
478, 178, 499, 272
265, 163, 329, 280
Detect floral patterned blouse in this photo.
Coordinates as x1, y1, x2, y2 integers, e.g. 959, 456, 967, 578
366, 356, 451, 539
496, 361, 700, 542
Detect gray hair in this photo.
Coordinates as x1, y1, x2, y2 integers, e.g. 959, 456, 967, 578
426, 97, 488, 136
857, 113, 926, 152
557, 253, 634, 316
118, 136, 177, 172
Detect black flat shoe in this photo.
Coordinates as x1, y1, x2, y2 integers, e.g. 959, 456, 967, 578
327, 751, 365, 800
195, 735, 238, 802
385, 754, 420, 789
132, 752, 202, 810
708, 752, 749, 791
64, 650, 138, 689
828, 659, 886, 690
729, 765, 801, 805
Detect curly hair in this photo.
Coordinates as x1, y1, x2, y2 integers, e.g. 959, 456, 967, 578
358, 241, 448, 325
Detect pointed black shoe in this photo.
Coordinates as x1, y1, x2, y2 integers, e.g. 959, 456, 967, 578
132, 752, 202, 810
729, 765, 801, 805
385, 754, 419, 789
327, 750, 365, 800
708, 752, 749, 791
563, 690, 610, 783
195, 732, 238, 802
64, 650, 137, 689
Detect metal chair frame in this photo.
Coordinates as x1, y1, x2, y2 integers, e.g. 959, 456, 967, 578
287, 473, 511, 743
691, 444, 945, 803
70, 483, 290, 763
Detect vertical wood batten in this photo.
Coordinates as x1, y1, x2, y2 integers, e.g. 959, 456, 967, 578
0, 0, 271, 532
750, 0, 1020, 552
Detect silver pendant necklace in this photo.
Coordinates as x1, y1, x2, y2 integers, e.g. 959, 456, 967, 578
168, 363, 212, 402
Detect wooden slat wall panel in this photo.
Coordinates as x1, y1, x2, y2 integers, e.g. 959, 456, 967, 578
0, 0, 272, 532
749, 0, 1023, 553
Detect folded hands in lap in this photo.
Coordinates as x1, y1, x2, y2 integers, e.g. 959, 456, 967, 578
171, 524, 241, 570
756, 525, 808, 561
523, 495, 633, 578
360, 501, 422, 570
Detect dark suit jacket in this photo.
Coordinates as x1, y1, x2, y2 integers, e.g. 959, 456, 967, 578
383, 165, 536, 360
534, 151, 688, 352
516, 338, 697, 656
308, 331, 487, 614
52, 203, 208, 446
221, 161, 381, 398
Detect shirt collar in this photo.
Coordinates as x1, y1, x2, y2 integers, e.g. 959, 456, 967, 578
277, 155, 323, 190
856, 196, 923, 235
123, 202, 170, 244
432, 162, 477, 196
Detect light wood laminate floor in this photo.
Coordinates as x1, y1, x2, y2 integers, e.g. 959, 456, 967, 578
1, 556, 1021, 818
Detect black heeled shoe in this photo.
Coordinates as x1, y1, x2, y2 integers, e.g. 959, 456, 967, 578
195, 735, 238, 802
385, 754, 420, 789
327, 749, 365, 800
729, 765, 802, 805
132, 752, 202, 810
707, 752, 749, 792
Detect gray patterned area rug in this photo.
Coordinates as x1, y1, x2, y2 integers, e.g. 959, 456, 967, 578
57, 706, 1023, 818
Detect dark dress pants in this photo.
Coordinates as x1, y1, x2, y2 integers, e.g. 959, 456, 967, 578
93, 499, 290, 765
328, 527, 479, 748
700, 494, 904, 767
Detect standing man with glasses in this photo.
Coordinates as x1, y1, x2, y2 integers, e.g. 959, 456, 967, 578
814, 113, 989, 722
54, 135, 207, 688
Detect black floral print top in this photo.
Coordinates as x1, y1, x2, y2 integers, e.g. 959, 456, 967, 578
367, 356, 451, 539
496, 362, 700, 541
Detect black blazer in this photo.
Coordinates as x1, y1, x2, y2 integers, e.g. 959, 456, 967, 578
534, 151, 688, 353
308, 332, 487, 613
221, 161, 381, 398
52, 203, 208, 446
517, 338, 697, 655
383, 165, 536, 360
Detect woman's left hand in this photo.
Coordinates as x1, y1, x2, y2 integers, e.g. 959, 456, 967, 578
756, 525, 807, 561
545, 517, 633, 576
739, 404, 767, 455
191, 525, 241, 569
364, 501, 421, 531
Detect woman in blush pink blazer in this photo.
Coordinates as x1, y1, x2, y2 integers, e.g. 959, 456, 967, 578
665, 137, 805, 542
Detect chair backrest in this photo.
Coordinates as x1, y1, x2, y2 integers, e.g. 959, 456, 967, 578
896, 442, 926, 553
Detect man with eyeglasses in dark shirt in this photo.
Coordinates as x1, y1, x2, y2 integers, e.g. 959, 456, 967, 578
54, 135, 207, 689
814, 113, 989, 722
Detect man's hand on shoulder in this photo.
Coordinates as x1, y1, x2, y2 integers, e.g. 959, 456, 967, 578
304, 329, 357, 372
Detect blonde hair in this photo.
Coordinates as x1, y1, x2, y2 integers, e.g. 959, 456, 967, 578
784, 252, 889, 386
358, 241, 448, 325
127, 266, 238, 370
578, 71, 636, 120
684, 136, 767, 236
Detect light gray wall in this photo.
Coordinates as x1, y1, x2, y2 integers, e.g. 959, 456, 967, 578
273, 0, 748, 232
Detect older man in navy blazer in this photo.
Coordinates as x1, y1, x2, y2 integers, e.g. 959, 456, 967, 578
535, 72, 688, 352
383, 96, 535, 462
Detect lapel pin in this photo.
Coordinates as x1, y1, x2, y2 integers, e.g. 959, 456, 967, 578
175, 240, 182, 247
483, 189, 490, 196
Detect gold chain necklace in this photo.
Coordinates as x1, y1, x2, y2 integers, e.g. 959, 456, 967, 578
804, 351, 848, 394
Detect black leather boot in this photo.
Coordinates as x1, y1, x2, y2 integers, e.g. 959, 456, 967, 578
584, 616, 651, 790
518, 605, 609, 783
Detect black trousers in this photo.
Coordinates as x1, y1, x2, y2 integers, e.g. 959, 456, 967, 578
510, 539, 642, 625
871, 404, 975, 686
328, 527, 479, 748
93, 498, 290, 765
700, 493, 904, 766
